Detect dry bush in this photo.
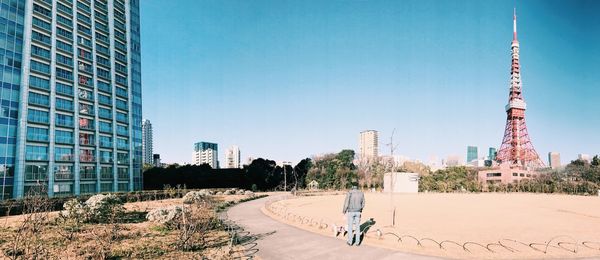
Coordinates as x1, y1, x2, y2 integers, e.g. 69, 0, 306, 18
175, 198, 221, 251
3, 186, 53, 259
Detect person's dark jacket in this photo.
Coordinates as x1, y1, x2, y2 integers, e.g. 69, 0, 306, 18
342, 188, 365, 214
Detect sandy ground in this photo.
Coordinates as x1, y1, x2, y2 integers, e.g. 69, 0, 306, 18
265, 192, 600, 259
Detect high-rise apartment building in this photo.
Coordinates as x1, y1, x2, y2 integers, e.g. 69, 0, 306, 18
548, 152, 560, 169
224, 145, 240, 169
467, 146, 478, 163
359, 130, 378, 160
1, 0, 142, 200
192, 142, 218, 168
141, 119, 152, 164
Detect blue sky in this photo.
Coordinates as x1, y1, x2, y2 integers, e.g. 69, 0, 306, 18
140, 0, 600, 165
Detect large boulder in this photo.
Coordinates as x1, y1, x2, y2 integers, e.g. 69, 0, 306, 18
61, 199, 88, 220
223, 189, 234, 195
182, 190, 209, 204
244, 191, 255, 196
84, 194, 124, 222
236, 189, 245, 195
146, 205, 184, 227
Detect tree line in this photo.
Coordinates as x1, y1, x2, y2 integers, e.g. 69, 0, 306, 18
143, 158, 312, 191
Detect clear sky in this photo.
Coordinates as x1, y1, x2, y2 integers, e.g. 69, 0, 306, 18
140, 0, 600, 165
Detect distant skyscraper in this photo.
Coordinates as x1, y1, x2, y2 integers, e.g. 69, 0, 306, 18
142, 120, 153, 165
152, 154, 161, 168
488, 147, 497, 161
446, 155, 461, 167
193, 142, 218, 168
578, 154, 591, 163
548, 152, 560, 169
224, 145, 241, 169
467, 146, 478, 163
359, 130, 378, 160
1, 0, 143, 200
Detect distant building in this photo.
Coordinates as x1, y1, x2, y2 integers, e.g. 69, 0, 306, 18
142, 120, 154, 165
548, 152, 561, 169
153, 154, 161, 168
192, 142, 218, 168
488, 147, 497, 161
467, 146, 478, 163
478, 164, 539, 185
578, 154, 591, 163
224, 145, 241, 169
446, 155, 461, 167
359, 130, 378, 160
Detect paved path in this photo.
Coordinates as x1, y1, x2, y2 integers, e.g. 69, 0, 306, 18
227, 195, 441, 260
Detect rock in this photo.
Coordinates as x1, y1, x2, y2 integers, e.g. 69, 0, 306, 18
146, 205, 184, 227
244, 191, 254, 196
182, 191, 209, 204
236, 189, 245, 195
223, 190, 233, 195
62, 199, 87, 219
83, 194, 124, 222
216, 191, 223, 195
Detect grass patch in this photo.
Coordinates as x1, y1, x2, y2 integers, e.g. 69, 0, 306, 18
149, 225, 171, 235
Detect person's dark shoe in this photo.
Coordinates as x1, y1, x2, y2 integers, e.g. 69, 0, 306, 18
346, 242, 353, 246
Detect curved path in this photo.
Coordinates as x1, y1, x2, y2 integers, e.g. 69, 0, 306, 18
227, 194, 441, 260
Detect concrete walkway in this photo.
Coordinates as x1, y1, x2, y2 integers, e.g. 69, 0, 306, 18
226, 195, 442, 260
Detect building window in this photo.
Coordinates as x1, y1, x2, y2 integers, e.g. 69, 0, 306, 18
80, 165, 96, 180
117, 152, 129, 164
26, 145, 48, 161
24, 164, 48, 181
30, 60, 50, 74
27, 109, 49, 124
99, 150, 113, 163
56, 68, 73, 81
56, 40, 73, 53
55, 147, 74, 161
55, 97, 74, 111
56, 82, 74, 96
55, 130, 74, 144
80, 183, 96, 194
79, 118, 95, 130
54, 165, 74, 180
79, 103, 94, 115
56, 114, 74, 127
29, 75, 50, 90
100, 166, 113, 180
98, 107, 112, 119
100, 182, 112, 192
26, 127, 49, 142
28, 92, 50, 107
117, 138, 128, 150
99, 121, 112, 133
98, 94, 111, 105
117, 125, 128, 136
79, 132, 95, 146
80, 149, 95, 162
99, 135, 112, 148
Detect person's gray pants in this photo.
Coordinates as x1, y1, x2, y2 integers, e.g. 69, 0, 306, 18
346, 212, 361, 245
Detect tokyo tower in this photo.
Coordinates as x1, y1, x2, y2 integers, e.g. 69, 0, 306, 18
495, 9, 544, 169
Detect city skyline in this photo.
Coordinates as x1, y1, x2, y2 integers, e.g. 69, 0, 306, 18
141, 0, 599, 164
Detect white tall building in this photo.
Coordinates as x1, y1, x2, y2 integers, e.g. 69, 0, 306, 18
192, 142, 218, 168
578, 154, 591, 163
359, 130, 378, 160
142, 120, 153, 165
548, 152, 561, 169
224, 145, 241, 169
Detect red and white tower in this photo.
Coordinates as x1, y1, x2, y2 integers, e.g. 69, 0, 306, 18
496, 9, 544, 169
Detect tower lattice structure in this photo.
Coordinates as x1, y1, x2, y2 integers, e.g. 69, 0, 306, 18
496, 9, 544, 169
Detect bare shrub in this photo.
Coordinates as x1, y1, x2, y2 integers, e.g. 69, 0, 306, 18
175, 198, 220, 251
3, 185, 53, 259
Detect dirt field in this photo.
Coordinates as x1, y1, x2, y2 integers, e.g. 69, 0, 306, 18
265, 192, 600, 259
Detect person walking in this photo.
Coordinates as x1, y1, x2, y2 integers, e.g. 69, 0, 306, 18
342, 183, 365, 246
